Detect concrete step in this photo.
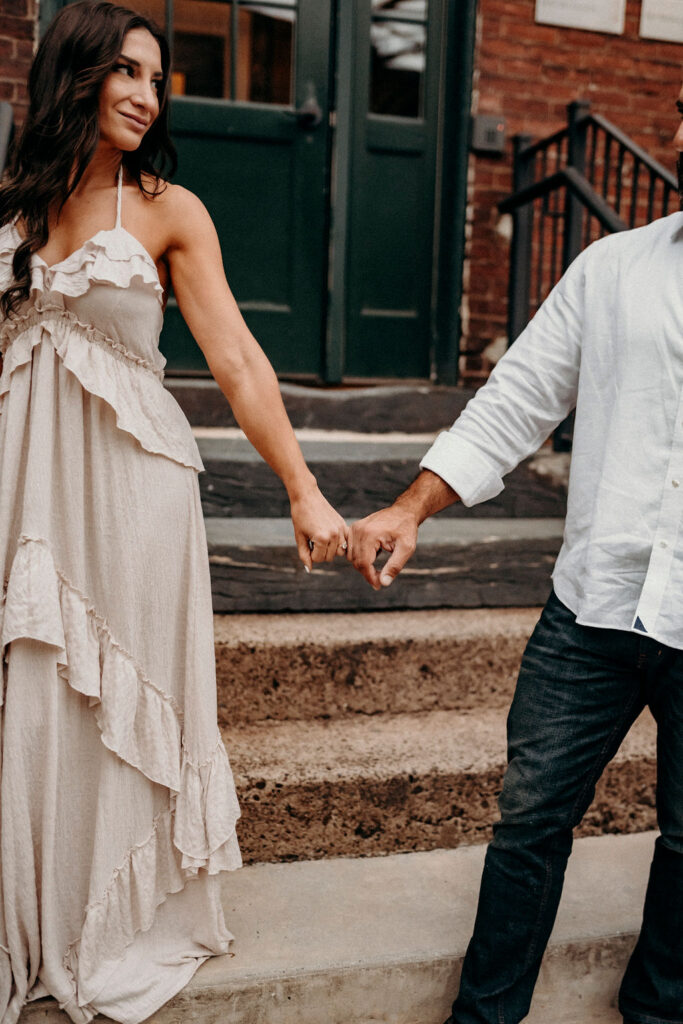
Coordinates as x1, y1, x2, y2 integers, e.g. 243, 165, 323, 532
170, 378, 477, 432
226, 705, 656, 864
25, 830, 654, 1023
206, 516, 564, 612
214, 606, 540, 726
195, 430, 568, 520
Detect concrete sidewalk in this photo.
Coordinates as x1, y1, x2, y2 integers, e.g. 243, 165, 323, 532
160, 832, 651, 1022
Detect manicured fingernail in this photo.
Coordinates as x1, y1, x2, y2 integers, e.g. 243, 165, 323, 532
380, 573, 392, 587
304, 565, 311, 574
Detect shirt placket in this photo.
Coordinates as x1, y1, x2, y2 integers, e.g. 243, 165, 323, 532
632, 388, 683, 635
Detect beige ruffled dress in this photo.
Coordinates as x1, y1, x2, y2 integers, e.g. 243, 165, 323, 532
0, 167, 241, 1023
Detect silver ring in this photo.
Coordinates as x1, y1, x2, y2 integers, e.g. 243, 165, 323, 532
341, 541, 348, 551
308, 538, 315, 551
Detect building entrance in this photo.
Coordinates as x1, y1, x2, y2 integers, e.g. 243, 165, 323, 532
58, 0, 474, 382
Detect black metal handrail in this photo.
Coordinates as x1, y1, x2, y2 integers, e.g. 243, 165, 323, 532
499, 166, 628, 234
500, 100, 677, 449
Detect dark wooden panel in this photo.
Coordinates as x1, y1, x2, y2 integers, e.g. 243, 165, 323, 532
198, 446, 568, 520
208, 528, 563, 612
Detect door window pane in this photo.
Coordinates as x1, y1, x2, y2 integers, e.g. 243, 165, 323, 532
135, 0, 296, 103
370, 0, 427, 119
238, 4, 295, 104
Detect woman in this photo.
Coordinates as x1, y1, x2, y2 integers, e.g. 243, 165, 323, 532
0, 2, 347, 1021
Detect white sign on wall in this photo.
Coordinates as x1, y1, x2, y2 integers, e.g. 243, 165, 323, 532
535, 0, 626, 34
640, 0, 683, 43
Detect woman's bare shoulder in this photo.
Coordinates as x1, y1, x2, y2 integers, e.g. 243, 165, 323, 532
142, 178, 214, 246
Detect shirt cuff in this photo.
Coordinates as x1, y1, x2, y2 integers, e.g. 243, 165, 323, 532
419, 431, 505, 507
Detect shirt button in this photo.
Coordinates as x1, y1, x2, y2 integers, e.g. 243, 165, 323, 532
674, 480, 680, 488
660, 541, 668, 549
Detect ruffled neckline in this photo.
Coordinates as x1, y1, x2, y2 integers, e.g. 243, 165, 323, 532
30, 224, 160, 279
0, 221, 164, 304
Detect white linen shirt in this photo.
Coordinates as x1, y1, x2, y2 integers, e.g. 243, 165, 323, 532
420, 212, 683, 649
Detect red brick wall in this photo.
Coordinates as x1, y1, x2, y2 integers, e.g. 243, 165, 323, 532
462, 0, 683, 384
0, 0, 37, 126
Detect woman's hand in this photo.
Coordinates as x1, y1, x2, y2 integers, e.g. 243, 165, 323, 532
289, 482, 349, 571
162, 187, 349, 569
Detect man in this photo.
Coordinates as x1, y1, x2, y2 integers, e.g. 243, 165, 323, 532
346, 97, 683, 1024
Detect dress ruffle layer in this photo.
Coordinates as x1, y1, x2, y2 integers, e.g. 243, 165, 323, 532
0, 535, 241, 877
0, 228, 164, 304
0, 534, 241, 1012
0, 470, 240, 1020
64, 805, 237, 1008
0, 309, 204, 472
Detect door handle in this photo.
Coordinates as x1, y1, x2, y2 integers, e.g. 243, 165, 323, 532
285, 81, 323, 129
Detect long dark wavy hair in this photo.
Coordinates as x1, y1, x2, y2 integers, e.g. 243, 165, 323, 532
0, 0, 176, 317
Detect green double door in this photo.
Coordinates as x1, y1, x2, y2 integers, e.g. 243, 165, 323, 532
164, 0, 332, 376
59, 0, 471, 381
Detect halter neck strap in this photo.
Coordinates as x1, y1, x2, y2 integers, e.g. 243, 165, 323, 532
115, 165, 123, 229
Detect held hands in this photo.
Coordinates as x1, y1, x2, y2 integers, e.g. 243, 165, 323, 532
291, 492, 418, 586
290, 483, 349, 572
346, 503, 419, 591
291, 471, 453, 583
344, 472, 457, 589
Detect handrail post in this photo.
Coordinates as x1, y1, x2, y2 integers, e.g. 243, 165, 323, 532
507, 133, 534, 346
562, 99, 590, 270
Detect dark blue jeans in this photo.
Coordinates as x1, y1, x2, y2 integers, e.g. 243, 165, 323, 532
451, 590, 683, 1024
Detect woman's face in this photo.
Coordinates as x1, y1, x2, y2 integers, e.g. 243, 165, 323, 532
97, 28, 163, 151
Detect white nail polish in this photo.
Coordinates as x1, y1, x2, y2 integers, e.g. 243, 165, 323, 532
304, 565, 311, 574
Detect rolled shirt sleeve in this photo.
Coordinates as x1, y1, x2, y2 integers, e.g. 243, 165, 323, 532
421, 245, 588, 506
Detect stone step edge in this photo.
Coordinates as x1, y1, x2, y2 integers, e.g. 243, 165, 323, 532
214, 605, 540, 725
224, 707, 656, 863
225, 705, 655, 785
214, 604, 541, 648
195, 440, 569, 524
24, 831, 655, 1023
206, 517, 564, 612
167, 378, 476, 432
194, 431, 568, 490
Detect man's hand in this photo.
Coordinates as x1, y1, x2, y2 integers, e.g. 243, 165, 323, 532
347, 470, 460, 590
347, 504, 419, 590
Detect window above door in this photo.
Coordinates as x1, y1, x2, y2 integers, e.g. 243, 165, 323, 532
370, 0, 427, 119
137, 0, 297, 104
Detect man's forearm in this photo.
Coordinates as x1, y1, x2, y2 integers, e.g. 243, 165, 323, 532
393, 469, 460, 525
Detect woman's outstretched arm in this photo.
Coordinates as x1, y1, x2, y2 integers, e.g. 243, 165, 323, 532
162, 185, 347, 569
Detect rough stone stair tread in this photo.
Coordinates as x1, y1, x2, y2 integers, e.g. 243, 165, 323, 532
214, 607, 541, 725
213, 605, 542, 648
197, 433, 438, 461
226, 705, 656, 785
21, 831, 656, 1022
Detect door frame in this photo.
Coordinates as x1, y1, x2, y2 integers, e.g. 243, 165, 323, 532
435, 0, 478, 385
